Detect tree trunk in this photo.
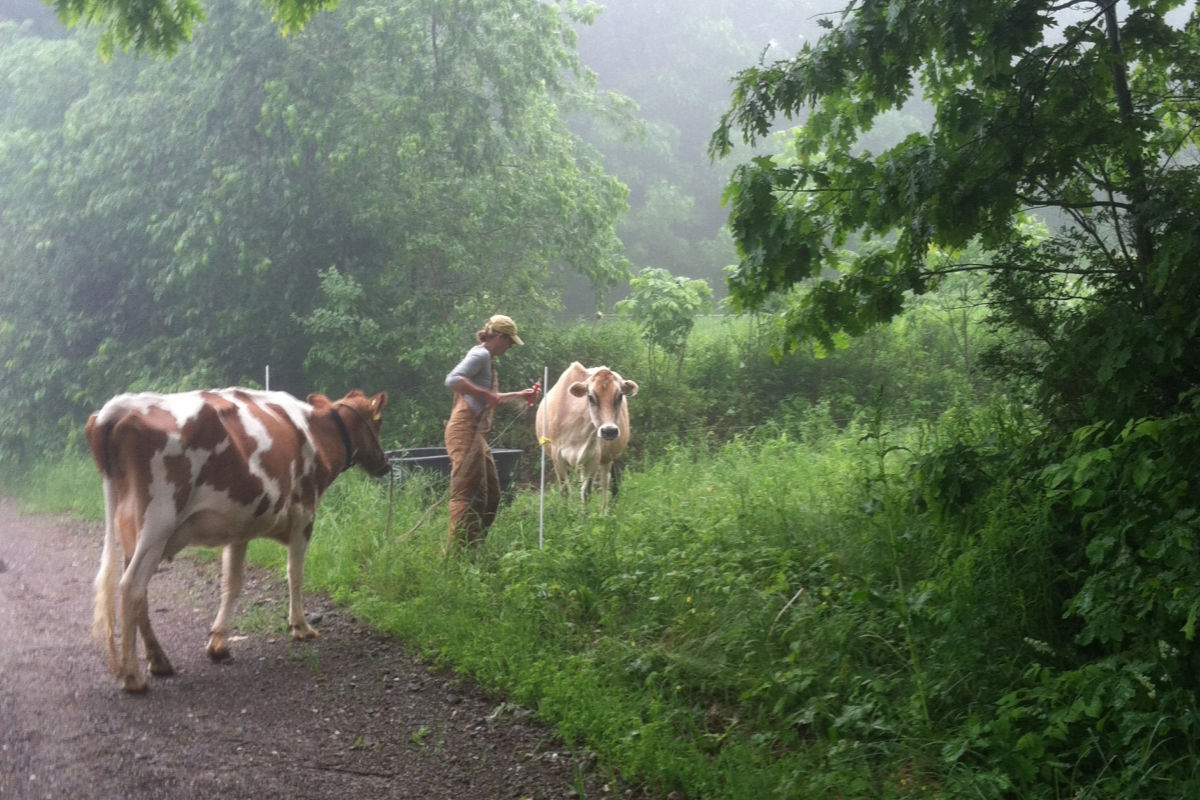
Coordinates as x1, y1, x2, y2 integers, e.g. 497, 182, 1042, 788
1103, 0, 1156, 310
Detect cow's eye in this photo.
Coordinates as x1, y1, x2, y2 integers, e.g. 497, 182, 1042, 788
588, 394, 598, 405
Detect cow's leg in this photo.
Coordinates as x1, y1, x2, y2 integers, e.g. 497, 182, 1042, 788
550, 457, 590, 508
116, 541, 167, 693
551, 457, 572, 499
286, 527, 318, 640
93, 481, 122, 677
116, 580, 149, 692
595, 463, 613, 513
580, 462, 603, 506
206, 541, 247, 660
138, 597, 175, 676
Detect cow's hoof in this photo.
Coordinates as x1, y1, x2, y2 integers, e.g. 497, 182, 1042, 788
122, 675, 149, 694
206, 645, 232, 661
148, 658, 176, 676
206, 633, 232, 661
290, 624, 319, 641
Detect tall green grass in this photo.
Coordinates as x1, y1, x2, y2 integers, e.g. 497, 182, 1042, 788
0, 455, 105, 520
276, 416, 968, 798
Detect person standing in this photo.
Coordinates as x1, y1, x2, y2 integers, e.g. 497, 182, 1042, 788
443, 314, 539, 553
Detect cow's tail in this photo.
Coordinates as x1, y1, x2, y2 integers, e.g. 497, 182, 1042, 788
92, 479, 122, 674
86, 413, 121, 674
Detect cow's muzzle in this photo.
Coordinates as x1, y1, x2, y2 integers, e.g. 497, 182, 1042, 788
598, 425, 620, 440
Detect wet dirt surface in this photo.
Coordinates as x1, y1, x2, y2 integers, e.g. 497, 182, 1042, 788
0, 499, 649, 800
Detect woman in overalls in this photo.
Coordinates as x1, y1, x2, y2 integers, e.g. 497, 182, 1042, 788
443, 315, 539, 554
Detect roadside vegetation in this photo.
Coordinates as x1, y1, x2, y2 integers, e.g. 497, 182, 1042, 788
14, 302, 1198, 799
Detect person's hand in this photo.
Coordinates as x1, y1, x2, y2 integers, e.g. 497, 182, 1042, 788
525, 381, 544, 407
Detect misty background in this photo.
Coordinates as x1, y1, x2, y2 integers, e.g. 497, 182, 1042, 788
1, 0, 900, 312
2, 0, 919, 454
9, 5, 1200, 798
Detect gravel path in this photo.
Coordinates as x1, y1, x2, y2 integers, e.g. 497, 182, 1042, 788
0, 499, 647, 800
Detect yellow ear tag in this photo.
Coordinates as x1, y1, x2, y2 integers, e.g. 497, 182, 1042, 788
538, 436, 552, 446
373, 413, 382, 422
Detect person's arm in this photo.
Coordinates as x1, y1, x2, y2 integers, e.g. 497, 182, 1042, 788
445, 349, 501, 408
445, 349, 540, 408
453, 382, 536, 409
498, 386, 540, 406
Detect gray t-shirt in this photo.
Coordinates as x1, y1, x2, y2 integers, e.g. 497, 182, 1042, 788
444, 344, 494, 416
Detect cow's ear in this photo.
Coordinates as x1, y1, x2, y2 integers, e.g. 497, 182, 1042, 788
568, 382, 588, 398
307, 393, 331, 409
622, 381, 639, 398
371, 392, 388, 420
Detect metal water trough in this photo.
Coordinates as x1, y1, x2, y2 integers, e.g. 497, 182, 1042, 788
385, 447, 523, 492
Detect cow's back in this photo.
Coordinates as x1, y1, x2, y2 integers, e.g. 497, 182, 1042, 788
88, 389, 321, 548
87, 393, 191, 519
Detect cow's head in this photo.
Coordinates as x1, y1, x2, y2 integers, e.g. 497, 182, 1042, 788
310, 390, 390, 476
569, 368, 638, 440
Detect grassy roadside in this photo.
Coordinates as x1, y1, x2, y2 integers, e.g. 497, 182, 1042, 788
0, 418, 973, 799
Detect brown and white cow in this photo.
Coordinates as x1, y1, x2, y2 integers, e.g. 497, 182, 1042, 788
84, 387, 388, 692
535, 362, 638, 511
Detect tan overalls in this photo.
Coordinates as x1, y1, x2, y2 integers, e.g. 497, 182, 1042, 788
444, 372, 500, 552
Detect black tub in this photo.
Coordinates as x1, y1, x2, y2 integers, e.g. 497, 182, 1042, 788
385, 447, 523, 492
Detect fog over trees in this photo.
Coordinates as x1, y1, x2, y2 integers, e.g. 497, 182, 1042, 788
1, 0, 635, 453
569, 0, 842, 304
0, 0, 863, 450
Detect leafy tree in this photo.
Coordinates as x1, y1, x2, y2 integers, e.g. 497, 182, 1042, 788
0, 0, 628, 457
616, 267, 712, 379
569, 0, 830, 302
710, 0, 1200, 427
44, 0, 328, 55
708, 3, 1200, 795
297, 267, 382, 391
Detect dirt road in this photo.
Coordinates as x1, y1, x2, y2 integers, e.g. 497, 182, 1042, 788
0, 499, 629, 800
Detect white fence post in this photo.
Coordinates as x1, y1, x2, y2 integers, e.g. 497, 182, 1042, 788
538, 365, 548, 549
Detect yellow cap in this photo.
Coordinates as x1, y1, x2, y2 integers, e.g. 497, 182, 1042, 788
486, 314, 524, 345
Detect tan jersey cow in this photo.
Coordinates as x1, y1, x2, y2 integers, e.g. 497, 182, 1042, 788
84, 387, 388, 692
536, 362, 638, 511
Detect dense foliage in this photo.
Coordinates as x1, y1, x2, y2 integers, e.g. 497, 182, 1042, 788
48, 0, 326, 54
710, 1, 1200, 796
616, 268, 713, 380
0, 0, 628, 458
712, 0, 1200, 428
567, 0, 829, 301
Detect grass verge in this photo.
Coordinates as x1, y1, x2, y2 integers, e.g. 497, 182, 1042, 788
1, 421, 972, 799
